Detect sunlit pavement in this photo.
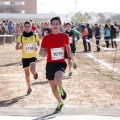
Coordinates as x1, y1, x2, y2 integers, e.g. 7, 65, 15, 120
0, 107, 120, 120
0, 115, 120, 120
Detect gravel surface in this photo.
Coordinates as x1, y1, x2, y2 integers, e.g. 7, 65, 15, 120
0, 42, 120, 108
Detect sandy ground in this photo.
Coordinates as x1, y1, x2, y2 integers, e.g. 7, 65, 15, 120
0, 41, 120, 108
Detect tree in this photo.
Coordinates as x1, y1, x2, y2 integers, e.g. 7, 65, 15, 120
111, 15, 120, 23
71, 12, 91, 23
105, 18, 111, 24
97, 13, 105, 23
98, 13, 105, 18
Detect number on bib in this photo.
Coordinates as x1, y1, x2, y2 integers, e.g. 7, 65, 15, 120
24, 44, 35, 53
69, 37, 73, 43
51, 47, 64, 60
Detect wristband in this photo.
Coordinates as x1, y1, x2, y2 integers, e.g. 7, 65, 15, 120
68, 57, 71, 60
36, 46, 39, 49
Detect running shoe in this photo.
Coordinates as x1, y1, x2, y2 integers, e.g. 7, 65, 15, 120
27, 88, 32, 94
60, 88, 67, 100
55, 102, 64, 111
34, 73, 38, 79
73, 63, 77, 69
68, 72, 72, 76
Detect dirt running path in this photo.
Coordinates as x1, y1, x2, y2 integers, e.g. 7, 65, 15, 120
0, 43, 120, 108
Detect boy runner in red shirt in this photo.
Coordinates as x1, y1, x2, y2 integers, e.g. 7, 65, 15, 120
39, 17, 72, 111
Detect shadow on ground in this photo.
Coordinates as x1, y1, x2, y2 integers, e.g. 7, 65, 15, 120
33, 111, 60, 120
0, 94, 27, 107
32, 81, 48, 86
0, 62, 22, 67
0, 59, 43, 67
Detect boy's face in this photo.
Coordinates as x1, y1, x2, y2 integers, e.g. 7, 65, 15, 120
94, 24, 97, 28
51, 20, 61, 32
44, 23, 48, 28
24, 23, 31, 33
66, 25, 71, 31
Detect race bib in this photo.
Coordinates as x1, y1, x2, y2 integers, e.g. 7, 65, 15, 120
51, 47, 64, 60
69, 37, 73, 43
24, 44, 35, 53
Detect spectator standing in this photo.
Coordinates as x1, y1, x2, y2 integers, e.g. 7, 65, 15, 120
110, 25, 117, 49
86, 23, 93, 51
81, 25, 88, 52
94, 24, 101, 52
104, 24, 110, 48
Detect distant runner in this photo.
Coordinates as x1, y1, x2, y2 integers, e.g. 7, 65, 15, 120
64, 23, 80, 76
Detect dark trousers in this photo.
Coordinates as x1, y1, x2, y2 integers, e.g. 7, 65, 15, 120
104, 37, 110, 48
88, 42, 91, 50
82, 37, 87, 52
111, 39, 117, 48
82, 37, 91, 52
96, 40, 100, 51
105, 41, 109, 48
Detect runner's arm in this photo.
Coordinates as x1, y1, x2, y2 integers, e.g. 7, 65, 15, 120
72, 30, 81, 44
65, 44, 71, 58
35, 41, 40, 51
15, 35, 23, 50
65, 44, 72, 67
72, 30, 81, 40
39, 47, 47, 57
15, 42, 22, 50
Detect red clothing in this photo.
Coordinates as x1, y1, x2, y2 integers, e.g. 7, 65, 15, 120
32, 26, 37, 32
82, 28, 88, 37
41, 33, 69, 62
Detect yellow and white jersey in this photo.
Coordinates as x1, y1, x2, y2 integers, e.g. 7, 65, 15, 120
17, 34, 40, 58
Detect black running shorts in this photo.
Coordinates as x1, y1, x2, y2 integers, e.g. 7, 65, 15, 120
22, 57, 37, 69
46, 62, 67, 80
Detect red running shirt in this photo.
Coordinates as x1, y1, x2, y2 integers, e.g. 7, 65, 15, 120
41, 33, 69, 62
32, 26, 37, 32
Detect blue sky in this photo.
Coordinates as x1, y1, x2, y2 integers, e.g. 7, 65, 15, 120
37, 0, 120, 14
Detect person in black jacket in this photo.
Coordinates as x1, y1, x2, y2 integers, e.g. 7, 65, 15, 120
94, 24, 101, 52
86, 23, 93, 51
42, 23, 51, 36
110, 25, 117, 49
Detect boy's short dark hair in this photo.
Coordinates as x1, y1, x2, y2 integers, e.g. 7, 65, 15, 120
65, 23, 71, 26
29, 20, 32, 22
50, 17, 61, 24
24, 21, 32, 26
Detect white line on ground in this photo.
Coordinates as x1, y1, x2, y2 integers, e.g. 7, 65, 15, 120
86, 52, 120, 73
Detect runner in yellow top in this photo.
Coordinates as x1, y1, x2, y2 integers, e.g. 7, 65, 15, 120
15, 21, 40, 95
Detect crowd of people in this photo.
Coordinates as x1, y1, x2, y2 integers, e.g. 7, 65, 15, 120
0, 19, 120, 49
0, 17, 120, 112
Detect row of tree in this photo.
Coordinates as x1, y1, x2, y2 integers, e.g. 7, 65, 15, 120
71, 12, 120, 24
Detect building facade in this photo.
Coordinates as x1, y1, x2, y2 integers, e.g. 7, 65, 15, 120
0, 0, 37, 14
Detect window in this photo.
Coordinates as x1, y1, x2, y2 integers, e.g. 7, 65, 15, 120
10, 2, 15, 5
0, 2, 25, 5
0, 10, 25, 13
17, 10, 25, 13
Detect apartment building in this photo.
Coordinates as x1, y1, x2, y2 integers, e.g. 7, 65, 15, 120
0, 0, 37, 14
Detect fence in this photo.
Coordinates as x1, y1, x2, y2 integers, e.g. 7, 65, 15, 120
86, 39, 120, 73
